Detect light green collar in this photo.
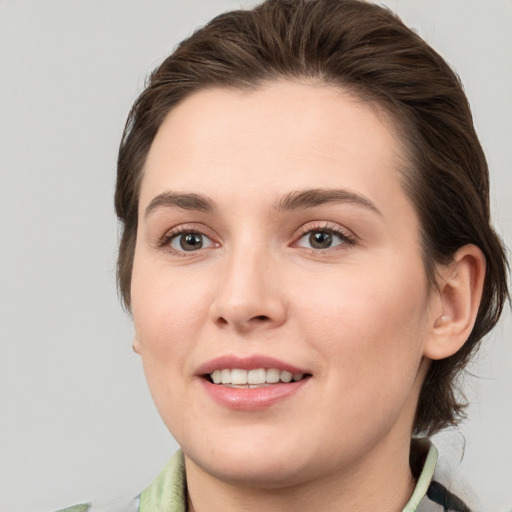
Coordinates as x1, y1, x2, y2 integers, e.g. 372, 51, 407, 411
140, 442, 438, 512
402, 441, 438, 511
139, 450, 187, 512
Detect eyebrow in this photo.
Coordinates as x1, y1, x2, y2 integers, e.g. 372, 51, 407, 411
274, 188, 381, 215
144, 192, 215, 219
144, 187, 381, 219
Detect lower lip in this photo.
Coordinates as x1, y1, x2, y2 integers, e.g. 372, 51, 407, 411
200, 378, 310, 411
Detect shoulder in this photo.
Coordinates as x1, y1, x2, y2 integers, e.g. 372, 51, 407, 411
54, 495, 139, 512
51, 452, 184, 512
55, 506, 90, 512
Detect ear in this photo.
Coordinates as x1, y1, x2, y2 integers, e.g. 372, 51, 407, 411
424, 244, 486, 360
132, 336, 141, 355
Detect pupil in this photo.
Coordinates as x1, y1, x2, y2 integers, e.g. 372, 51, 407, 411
180, 233, 203, 251
310, 231, 332, 249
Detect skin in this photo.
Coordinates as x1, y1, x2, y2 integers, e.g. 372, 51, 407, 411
131, 80, 485, 512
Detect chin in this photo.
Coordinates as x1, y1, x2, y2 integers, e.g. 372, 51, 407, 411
182, 429, 315, 488
195, 454, 311, 489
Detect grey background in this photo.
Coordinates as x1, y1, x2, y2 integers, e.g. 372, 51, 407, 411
0, 1, 510, 511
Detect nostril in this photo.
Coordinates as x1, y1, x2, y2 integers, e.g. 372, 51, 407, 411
252, 315, 270, 322
213, 312, 276, 329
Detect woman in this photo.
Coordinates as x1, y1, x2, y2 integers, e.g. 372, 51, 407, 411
60, 0, 508, 510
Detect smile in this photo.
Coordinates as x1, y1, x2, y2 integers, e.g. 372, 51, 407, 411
198, 356, 312, 410
208, 368, 306, 387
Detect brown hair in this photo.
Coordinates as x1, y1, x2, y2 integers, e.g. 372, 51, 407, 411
115, 0, 509, 435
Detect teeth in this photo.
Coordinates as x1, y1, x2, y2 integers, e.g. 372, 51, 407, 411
280, 371, 292, 383
231, 369, 247, 385
266, 368, 280, 383
209, 368, 306, 386
247, 368, 266, 384
221, 369, 231, 384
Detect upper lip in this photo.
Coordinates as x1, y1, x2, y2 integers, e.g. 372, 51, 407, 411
196, 354, 310, 376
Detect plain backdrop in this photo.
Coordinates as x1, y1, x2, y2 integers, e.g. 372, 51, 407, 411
0, 1, 511, 511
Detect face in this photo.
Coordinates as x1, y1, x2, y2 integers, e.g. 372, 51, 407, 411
131, 81, 436, 488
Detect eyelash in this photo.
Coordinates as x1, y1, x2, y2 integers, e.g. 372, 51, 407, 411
292, 222, 356, 251
158, 222, 356, 255
158, 225, 216, 256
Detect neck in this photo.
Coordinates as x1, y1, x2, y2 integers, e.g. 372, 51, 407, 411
185, 435, 416, 512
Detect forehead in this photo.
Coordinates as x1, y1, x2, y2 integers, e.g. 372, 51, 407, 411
140, 80, 410, 217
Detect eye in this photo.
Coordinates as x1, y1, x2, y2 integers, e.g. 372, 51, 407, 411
169, 231, 214, 252
294, 227, 353, 250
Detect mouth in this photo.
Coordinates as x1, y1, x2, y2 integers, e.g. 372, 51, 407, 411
197, 355, 312, 409
204, 368, 311, 388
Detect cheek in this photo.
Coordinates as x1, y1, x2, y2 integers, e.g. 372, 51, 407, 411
130, 257, 217, 438
130, 252, 217, 397
132, 253, 211, 342
293, 258, 429, 397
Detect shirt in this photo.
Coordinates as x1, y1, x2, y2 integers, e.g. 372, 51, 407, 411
56, 439, 472, 512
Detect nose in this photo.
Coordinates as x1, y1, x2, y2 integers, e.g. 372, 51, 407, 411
209, 245, 287, 333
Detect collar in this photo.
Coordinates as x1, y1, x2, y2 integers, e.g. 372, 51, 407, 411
139, 450, 187, 512
139, 441, 439, 512
404, 439, 439, 511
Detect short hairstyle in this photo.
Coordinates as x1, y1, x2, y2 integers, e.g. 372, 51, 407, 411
115, 0, 509, 435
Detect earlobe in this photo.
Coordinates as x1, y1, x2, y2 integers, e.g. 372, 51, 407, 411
132, 337, 141, 355
424, 244, 486, 361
